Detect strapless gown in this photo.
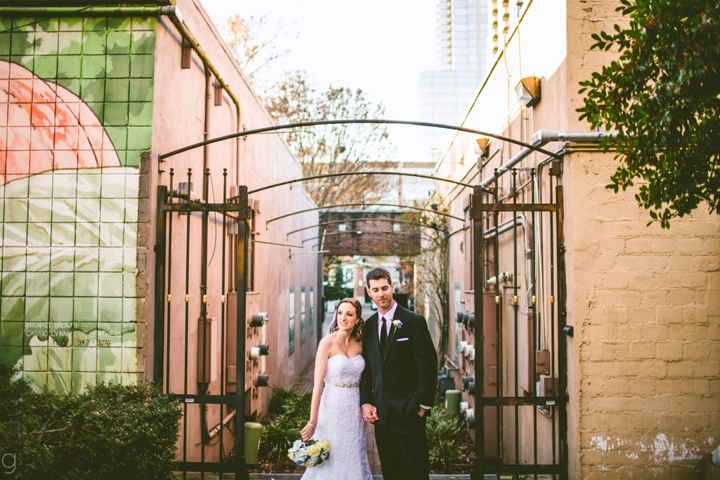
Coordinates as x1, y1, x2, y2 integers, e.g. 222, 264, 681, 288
301, 354, 372, 480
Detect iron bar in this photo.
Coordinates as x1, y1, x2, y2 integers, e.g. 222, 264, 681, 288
550, 176, 558, 467
247, 170, 474, 196
219, 169, 228, 460
235, 186, 249, 480
153, 186, 168, 383
255, 240, 305, 249
556, 185, 569, 480
158, 119, 562, 161
482, 203, 557, 212
173, 394, 240, 405
480, 396, 567, 406
166, 170, 175, 391
300, 230, 422, 244
473, 185, 484, 480
285, 219, 445, 239
512, 169, 519, 469
266, 202, 463, 228
182, 169, 192, 472
164, 203, 239, 213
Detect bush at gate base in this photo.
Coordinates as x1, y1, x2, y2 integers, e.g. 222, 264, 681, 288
0, 363, 182, 480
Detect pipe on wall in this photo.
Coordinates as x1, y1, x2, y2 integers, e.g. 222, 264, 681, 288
480, 130, 617, 188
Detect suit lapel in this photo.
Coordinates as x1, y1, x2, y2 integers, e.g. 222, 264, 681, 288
382, 307, 402, 365
366, 314, 382, 363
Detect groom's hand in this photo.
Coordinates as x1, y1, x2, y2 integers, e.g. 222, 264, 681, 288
362, 404, 378, 423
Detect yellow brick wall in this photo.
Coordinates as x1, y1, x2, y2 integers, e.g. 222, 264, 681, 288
564, 149, 720, 478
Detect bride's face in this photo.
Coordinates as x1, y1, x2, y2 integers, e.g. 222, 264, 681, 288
336, 303, 358, 332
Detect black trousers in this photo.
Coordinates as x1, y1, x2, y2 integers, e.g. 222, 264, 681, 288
374, 419, 430, 480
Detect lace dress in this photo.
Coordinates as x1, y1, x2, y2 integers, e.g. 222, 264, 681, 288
301, 354, 373, 480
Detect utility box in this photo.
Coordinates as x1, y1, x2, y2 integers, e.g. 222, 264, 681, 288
197, 316, 218, 384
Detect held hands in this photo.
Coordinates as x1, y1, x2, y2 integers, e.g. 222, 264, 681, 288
300, 422, 316, 441
362, 404, 378, 424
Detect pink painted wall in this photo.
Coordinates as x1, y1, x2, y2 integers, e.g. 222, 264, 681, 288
140, 0, 320, 462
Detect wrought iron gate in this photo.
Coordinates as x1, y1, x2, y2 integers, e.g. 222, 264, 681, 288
470, 164, 568, 479
153, 167, 250, 479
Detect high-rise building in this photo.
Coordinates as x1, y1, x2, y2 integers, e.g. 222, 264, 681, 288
419, 0, 488, 160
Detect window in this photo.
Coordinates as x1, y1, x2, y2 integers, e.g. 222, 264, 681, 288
288, 287, 295, 355
300, 286, 306, 344
392, 223, 401, 232
338, 223, 347, 232
309, 286, 315, 335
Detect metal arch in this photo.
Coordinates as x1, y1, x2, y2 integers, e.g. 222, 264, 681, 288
157, 118, 562, 161
247, 170, 473, 196
266, 202, 463, 228
300, 230, 423, 245
285, 219, 447, 239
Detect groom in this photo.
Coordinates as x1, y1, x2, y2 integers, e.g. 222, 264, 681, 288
360, 267, 436, 480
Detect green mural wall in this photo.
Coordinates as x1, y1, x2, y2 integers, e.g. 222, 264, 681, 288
0, 15, 156, 393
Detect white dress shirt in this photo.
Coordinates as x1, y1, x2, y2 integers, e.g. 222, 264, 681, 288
377, 301, 399, 340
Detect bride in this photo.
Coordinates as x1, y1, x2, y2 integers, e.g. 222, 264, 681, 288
299, 298, 372, 480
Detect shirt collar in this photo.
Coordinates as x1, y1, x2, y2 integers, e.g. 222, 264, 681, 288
378, 300, 398, 333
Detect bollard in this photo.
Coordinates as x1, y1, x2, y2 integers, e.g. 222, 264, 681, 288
445, 389, 461, 417
244, 422, 263, 464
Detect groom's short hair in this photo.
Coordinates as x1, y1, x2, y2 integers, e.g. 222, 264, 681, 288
366, 267, 392, 286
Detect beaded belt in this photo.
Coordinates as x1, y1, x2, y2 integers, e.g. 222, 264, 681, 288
333, 382, 360, 388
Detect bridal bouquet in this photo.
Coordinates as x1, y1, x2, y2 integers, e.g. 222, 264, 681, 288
288, 439, 330, 467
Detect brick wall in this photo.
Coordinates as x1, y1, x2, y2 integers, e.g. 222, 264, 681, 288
565, 149, 720, 478
319, 211, 421, 256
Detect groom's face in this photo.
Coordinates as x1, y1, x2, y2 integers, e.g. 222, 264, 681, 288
366, 278, 394, 311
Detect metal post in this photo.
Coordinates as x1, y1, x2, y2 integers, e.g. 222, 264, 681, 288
472, 185, 484, 479
235, 185, 249, 480
556, 185, 569, 480
153, 186, 168, 383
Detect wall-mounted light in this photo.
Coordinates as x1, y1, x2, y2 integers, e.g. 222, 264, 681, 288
475, 138, 490, 159
515, 76, 541, 107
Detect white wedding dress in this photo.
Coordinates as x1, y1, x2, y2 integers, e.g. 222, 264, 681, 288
302, 354, 373, 480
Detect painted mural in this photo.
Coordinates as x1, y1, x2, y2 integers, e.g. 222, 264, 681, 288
0, 15, 155, 393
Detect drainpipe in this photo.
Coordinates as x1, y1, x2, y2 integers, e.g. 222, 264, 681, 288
0, 6, 243, 183
163, 7, 242, 183
480, 130, 616, 188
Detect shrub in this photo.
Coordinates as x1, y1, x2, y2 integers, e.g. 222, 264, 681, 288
259, 386, 312, 472
0, 363, 182, 480
426, 404, 466, 473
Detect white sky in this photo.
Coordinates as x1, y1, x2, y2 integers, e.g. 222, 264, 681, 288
198, 0, 438, 162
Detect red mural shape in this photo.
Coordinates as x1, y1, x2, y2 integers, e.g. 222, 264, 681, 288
0, 60, 121, 185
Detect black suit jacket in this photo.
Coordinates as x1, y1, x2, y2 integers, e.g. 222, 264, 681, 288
360, 305, 437, 427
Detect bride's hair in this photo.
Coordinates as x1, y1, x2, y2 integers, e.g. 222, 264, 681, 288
328, 298, 365, 341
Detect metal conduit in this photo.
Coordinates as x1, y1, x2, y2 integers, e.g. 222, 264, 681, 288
480, 130, 616, 188
483, 214, 535, 306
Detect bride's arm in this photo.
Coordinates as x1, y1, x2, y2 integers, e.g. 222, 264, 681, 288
300, 336, 331, 441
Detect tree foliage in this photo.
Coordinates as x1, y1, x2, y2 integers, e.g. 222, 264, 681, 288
410, 206, 450, 369
577, 0, 720, 228
221, 14, 293, 88
263, 70, 396, 206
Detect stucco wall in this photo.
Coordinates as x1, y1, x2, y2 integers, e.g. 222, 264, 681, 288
437, 0, 720, 477
148, 0, 320, 417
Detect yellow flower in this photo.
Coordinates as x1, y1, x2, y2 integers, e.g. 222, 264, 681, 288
318, 440, 330, 450
306, 444, 321, 457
